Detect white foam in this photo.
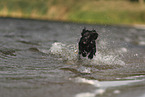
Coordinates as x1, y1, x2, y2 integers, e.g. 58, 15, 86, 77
139, 41, 145, 46
49, 42, 126, 66
49, 42, 78, 61
94, 89, 105, 95
113, 90, 121, 94
99, 80, 142, 88
75, 77, 100, 87
74, 77, 105, 97
92, 52, 125, 66
75, 78, 142, 89
39, 49, 50, 54
50, 42, 67, 55
120, 47, 128, 53
75, 89, 105, 97
74, 77, 143, 97
75, 92, 95, 97
122, 75, 145, 80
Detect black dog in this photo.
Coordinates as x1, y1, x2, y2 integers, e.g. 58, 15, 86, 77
78, 28, 98, 59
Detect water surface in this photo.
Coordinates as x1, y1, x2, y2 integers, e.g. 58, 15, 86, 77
0, 18, 145, 97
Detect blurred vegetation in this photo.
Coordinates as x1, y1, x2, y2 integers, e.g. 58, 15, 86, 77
0, 0, 145, 25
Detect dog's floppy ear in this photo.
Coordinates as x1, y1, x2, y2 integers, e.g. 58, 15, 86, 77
92, 30, 98, 40
93, 33, 98, 40
81, 27, 86, 36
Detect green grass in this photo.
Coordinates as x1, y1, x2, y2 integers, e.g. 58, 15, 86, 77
69, 10, 145, 24
0, 0, 145, 25
68, 1, 145, 24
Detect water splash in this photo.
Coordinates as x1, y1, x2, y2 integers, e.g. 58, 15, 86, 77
49, 42, 78, 61
49, 42, 125, 66
92, 52, 125, 66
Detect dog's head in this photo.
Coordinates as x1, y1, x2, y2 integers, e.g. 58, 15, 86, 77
81, 28, 98, 44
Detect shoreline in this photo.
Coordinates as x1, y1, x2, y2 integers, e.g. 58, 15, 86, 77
1, 17, 145, 29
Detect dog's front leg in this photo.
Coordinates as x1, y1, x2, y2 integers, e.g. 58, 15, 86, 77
88, 43, 96, 59
88, 50, 94, 59
78, 44, 82, 55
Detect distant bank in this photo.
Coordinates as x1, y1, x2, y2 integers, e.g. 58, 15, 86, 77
0, 0, 145, 25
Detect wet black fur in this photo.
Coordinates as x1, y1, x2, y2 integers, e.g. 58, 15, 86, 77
78, 28, 98, 59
